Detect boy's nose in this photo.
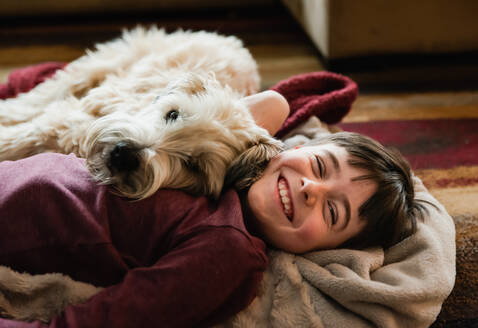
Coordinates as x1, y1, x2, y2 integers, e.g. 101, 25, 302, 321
300, 177, 328, 206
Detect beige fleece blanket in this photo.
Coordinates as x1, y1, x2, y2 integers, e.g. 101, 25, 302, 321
0, 118, 456, 327
0, 267, 101, 323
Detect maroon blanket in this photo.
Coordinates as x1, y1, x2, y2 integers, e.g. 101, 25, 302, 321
0, 62, 67, 99
0, 63, 357, 135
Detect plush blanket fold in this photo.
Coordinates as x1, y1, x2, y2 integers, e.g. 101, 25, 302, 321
0, 66, 455, 327
0, 267, 101, 323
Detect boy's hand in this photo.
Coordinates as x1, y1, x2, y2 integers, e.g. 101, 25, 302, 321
244, 90, 290, 136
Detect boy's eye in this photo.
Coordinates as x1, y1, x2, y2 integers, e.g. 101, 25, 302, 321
315, 156, 324, 178
328, 201, 337, 225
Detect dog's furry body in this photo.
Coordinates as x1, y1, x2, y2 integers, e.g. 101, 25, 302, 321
0, 26, 282, 198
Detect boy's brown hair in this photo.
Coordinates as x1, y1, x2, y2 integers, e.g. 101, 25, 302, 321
305, 132, 434, 249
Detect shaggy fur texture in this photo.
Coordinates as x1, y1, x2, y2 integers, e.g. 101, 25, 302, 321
0, 26, 282, 198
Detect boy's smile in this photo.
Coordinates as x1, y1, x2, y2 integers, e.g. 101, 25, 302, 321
247, 143, 377, 253
277, 176, 293, 222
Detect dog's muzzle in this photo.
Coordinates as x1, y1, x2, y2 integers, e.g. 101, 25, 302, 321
108, 141, 140, 172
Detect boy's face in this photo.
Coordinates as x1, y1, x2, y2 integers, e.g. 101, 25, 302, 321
247, 143, 376, 253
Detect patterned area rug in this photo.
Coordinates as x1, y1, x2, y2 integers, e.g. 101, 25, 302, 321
339, 111, 478, 327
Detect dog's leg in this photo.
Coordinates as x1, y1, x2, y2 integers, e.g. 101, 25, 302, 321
0, 98, 39, 127
0, 64, 103, 126
0, 123, 55, 160
0, 104, 91, 161
0, 74, 68, 126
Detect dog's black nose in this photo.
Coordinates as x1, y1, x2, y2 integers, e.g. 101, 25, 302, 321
109, 142, 140, 172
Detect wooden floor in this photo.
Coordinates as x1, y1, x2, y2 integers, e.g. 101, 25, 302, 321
1, 5, 478, 122
0, 6, 323, 88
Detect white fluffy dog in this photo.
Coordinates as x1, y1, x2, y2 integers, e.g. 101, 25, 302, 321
0, 26, 282, 199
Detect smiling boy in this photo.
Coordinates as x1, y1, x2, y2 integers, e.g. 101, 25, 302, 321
247, 142, 375, 253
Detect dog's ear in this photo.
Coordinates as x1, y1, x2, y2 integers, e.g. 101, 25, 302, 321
180, 73, 207, 95
162, 73, 208, 98
185, 153, 228, 199
224, 137, 283, 191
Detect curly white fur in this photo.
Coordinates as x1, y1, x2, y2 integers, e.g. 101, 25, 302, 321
0, 26, 282, 199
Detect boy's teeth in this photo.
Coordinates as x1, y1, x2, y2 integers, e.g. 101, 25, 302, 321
278, 177, 293, 220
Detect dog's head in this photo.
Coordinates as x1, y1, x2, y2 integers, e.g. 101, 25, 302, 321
83, 73, 283, 199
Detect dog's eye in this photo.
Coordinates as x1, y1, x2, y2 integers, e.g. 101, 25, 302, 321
165, 109, 179, 122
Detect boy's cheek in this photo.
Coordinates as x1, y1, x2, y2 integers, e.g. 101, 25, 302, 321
296, 220, 326, 249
